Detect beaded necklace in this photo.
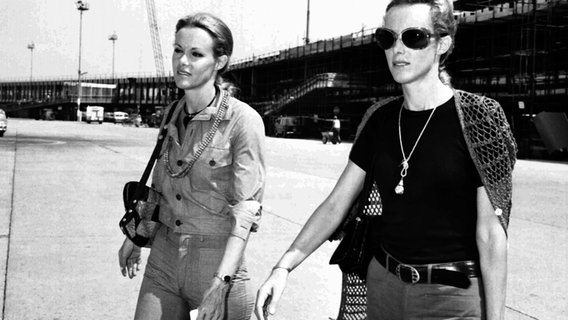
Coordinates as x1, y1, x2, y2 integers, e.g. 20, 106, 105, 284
164, 90, 228, 178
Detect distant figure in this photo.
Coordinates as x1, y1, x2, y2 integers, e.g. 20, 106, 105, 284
332, 115, 341, 143
118, 12, 265, 320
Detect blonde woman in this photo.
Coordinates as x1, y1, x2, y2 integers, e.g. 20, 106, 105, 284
256, 1, 516, 319
119, 12, 265, 320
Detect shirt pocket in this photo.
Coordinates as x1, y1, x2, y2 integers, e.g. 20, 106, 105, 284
200, 146, 233, 169
191, 146, 233, 202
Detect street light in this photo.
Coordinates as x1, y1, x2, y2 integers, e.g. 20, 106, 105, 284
304, 0, 310, 45
27, 42, 35, 99
108, 32, 118, 79
76, 0, 89, 121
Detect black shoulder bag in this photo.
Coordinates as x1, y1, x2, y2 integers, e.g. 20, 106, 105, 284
119, 102, 177, 247
329, 156, 382, 280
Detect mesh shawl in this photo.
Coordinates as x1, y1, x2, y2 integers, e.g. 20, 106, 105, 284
334, 90, 517, 320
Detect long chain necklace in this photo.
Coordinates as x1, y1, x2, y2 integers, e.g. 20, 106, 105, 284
164, 90, 228, 178
395, 101, 437, 195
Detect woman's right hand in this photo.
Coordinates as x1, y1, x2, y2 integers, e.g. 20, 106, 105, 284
118, 237, 142, 279
254, 268, 289, 320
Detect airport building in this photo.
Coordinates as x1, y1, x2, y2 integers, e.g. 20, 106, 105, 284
1, 0, 567, 158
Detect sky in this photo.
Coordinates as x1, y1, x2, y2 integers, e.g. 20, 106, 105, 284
0, 0, 389, 81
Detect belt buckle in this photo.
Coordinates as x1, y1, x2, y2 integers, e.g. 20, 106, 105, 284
396, 264, 420, 284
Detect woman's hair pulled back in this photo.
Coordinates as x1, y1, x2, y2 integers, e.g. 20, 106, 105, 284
385, 0, 457, 84
175, 12, 233, 76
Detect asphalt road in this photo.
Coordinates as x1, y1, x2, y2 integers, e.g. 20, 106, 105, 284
0, 119, 566, 320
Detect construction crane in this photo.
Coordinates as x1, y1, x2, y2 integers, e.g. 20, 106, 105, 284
145, 0, 165, 76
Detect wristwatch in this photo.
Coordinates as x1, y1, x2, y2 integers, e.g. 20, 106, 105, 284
214, 272, 232, 284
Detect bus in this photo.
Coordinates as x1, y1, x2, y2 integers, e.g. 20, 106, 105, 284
85, 106, 104, 124
0, 109, 7, 137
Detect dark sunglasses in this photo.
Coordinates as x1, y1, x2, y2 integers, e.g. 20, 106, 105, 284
375, 27, 436, 50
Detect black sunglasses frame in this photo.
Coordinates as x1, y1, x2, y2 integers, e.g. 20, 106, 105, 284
375, 27, 437, 50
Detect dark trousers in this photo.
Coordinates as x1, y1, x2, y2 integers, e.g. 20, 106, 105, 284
331, 127, 341, 142
366, 257, 485, 320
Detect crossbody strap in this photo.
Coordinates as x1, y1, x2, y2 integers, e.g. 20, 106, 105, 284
131, 101, 178, 202
328, 152, 379, 241
357, 151, 379, 216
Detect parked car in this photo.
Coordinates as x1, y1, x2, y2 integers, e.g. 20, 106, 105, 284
124, 113, 142, 127
113, 111, 129, 124
147, 106, 165, 128
274, 116, 299, 137
104, 112, 115, 122
40, 108, 56, 120
104, 111, 129, 124
0, 109, 7, 137
321, 130, 339, 144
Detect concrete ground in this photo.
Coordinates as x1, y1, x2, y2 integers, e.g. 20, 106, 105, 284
0, 118, 566, 320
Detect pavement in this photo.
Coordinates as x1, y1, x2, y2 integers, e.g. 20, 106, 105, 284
0, 118, 566, 320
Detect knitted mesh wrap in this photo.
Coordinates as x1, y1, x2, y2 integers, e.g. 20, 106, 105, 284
454, 90, 517, 232
335, 180, 382, 320
334, 91, 516, 320
335, 272, 367, 320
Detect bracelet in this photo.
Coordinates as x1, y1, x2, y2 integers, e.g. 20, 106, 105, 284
272, 265, 292, 273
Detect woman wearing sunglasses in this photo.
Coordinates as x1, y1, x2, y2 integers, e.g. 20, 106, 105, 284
255, 0, 516, 319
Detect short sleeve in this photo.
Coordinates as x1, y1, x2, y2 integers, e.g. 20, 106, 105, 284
349, 114, 376, 172
349, 97, 400, 172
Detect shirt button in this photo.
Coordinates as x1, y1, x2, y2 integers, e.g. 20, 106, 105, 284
176, 194, 182, 200
175, 220, 182, 226
209, 159, 216, 166
177, 160, 183, 166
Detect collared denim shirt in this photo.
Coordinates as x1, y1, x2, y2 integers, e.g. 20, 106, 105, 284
151, 90, 266, 236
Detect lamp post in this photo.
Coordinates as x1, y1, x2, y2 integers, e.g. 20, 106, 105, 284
108, 32, 118, 79
27, 42, 35, 99
76, 0, 89, 121
305, 0, 310, 45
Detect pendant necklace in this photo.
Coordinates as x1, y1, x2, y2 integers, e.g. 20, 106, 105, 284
183, 91, 217, 128
395, 101, 437, 195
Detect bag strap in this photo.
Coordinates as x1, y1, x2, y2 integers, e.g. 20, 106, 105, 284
328, 152, 379, 241
130, 101, 178, 203
355, 152, 378, 217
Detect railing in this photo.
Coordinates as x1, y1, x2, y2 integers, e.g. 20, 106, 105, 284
231, 26, 379, 70
454, 0, 567, 24
0, 71, 175, 83
262, 73, 368, 116
1, 97, 72, 113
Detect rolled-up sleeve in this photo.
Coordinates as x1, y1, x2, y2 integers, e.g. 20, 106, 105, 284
231, 108, 266, 202
229, 200, 262, 240
229, 107, 266, 237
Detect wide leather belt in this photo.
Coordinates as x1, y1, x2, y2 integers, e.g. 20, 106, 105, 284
375, 246, 480, 289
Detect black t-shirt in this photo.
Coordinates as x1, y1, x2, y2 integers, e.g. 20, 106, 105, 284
350, 97, 483, 264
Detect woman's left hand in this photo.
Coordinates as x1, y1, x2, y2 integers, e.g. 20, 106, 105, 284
118, 237, 141, 279
196, 280, 230, 320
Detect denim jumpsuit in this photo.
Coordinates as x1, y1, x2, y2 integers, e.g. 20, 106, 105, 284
135, 89, 265, 320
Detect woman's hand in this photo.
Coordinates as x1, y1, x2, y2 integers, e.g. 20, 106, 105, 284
118, 237, 141, 279
254, 268, 289, 320
196, 280, 230, 320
